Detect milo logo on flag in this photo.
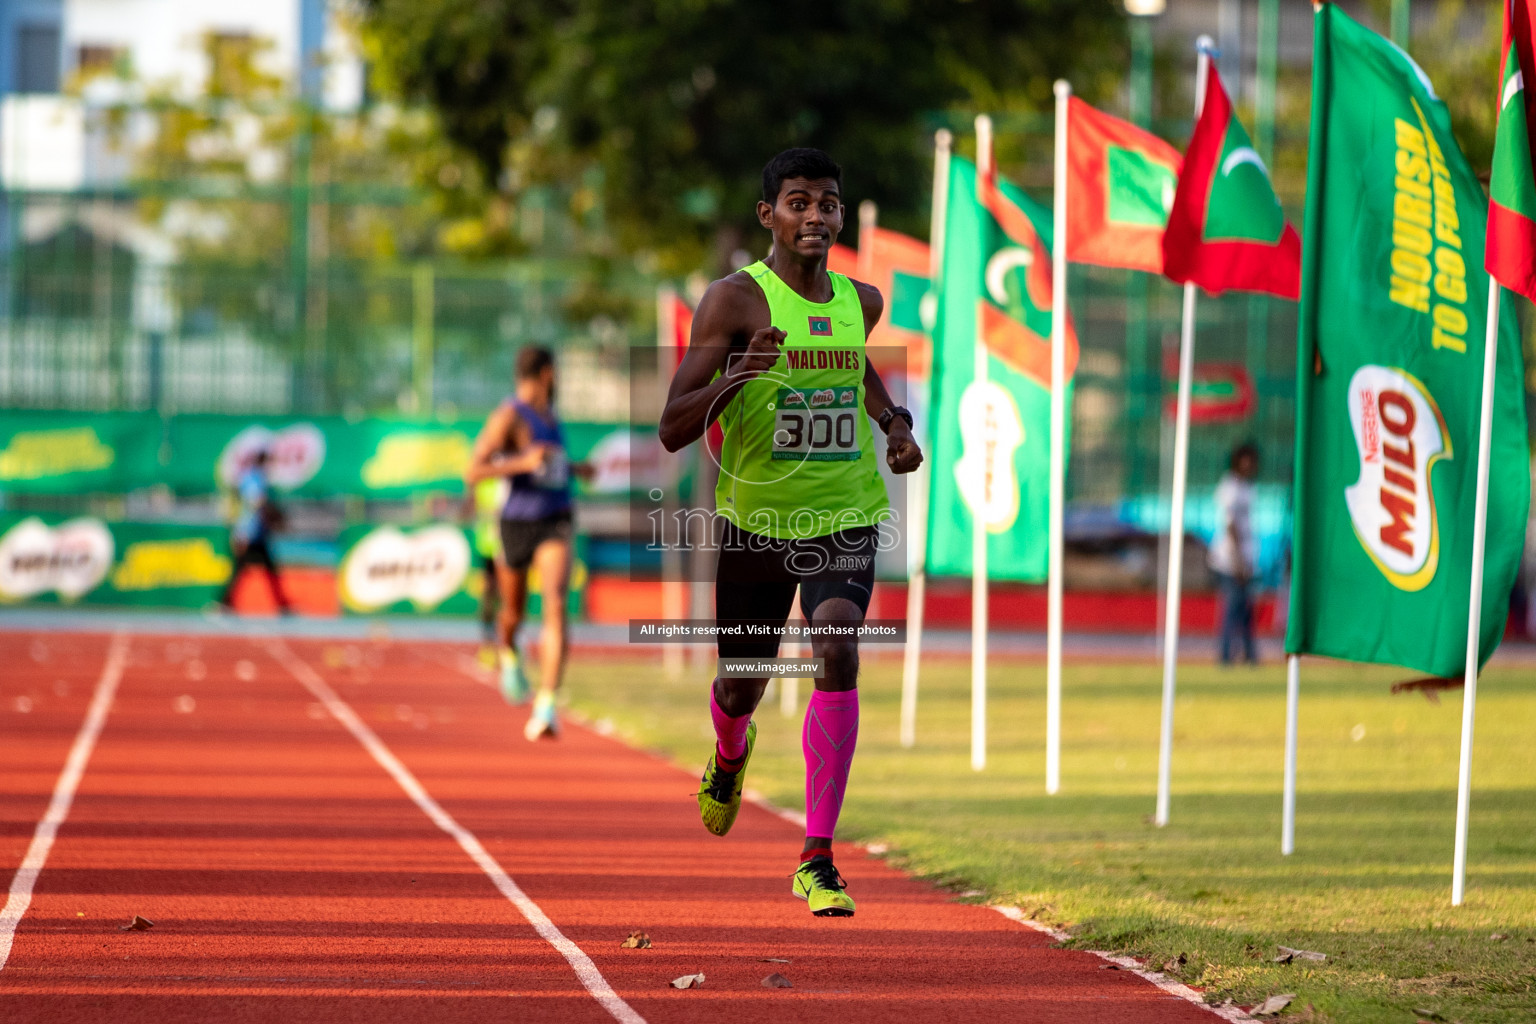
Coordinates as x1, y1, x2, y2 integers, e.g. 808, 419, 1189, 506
1344, 365, 1452, 591
808, 315, 832, 337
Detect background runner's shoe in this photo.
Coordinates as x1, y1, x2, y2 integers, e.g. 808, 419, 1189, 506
792, 855, 856, 916
697, 719, 757, 836
499, 650, 531, 705
524, 691, 559, 741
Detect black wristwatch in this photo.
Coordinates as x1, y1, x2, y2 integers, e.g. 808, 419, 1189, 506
878, 406, 914, 434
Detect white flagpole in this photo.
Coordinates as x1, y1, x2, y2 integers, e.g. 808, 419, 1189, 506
901, 131, 951, 749
1282, 652, 1300, 854
1155, 38, 1213, 828
782, 592, 802, 717
1452, 281, 1502, 906
1047, 80, 1071, 795
657, 287, 685, 680
971, 115, 993, 773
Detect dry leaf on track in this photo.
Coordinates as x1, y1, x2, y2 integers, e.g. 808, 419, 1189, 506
1273, 945, 1326, 963
620, 931, 651, 949
1251, 993, 1295, 1016
762, 973, 792, 989
669, 973, 705, 989
120, 916, 154, 931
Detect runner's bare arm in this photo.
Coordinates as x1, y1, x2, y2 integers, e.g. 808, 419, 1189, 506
852, 281, 922, 474
464, 404, 547, 483
658, 275, 783, 452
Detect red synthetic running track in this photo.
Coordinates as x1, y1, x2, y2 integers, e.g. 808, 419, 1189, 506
0, 630, 1236, 1023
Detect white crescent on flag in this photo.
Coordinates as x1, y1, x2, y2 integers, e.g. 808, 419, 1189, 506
1504, 68, 1525, 111
1220, 146, 1271, 180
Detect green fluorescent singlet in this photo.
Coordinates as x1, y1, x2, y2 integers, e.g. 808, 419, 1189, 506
715, 261, 890, 539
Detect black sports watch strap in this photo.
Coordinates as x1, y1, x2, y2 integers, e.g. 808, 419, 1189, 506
878, 406, 914, 434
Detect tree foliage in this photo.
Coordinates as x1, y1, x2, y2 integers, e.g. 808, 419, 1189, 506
361, 0, 1123, 273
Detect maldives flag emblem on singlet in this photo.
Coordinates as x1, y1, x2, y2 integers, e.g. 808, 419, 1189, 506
808, 315, 832, 336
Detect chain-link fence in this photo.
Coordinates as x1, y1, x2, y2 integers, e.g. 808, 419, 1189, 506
1, 190, 645, 423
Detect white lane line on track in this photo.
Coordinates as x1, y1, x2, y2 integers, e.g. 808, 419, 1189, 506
434, 650, 1252, 1021
989, 907, 1260, 1023
268, 640, 645, 1024
0, 631, 130, 973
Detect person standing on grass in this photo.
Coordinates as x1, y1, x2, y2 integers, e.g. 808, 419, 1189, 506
1210, 442, 1260, 666
659, 148, 922, 917
465, 346, 592, 741
219, 448, 292, 615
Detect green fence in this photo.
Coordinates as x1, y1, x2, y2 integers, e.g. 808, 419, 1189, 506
2, 190, 646, 422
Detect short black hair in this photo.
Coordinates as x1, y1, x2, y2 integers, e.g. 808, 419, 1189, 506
1231, 441, 1260, 469
516, 345, 555, 381
762, 148, 842, 204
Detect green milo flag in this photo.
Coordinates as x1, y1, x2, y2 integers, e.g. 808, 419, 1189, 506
1287, 6, 1531, 675
926, 156, 1074, 581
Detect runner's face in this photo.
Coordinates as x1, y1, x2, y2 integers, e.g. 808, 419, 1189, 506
760, 178, 843, 259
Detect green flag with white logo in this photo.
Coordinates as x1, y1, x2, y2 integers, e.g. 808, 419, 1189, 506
1287, 5, 1530, 675
926, 156, 1076, 581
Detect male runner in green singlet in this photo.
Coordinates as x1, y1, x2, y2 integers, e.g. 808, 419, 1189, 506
660, 148, 922, 916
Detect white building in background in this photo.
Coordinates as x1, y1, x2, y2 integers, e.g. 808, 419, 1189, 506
60, 0, 363, 109
1, 0, 365, 191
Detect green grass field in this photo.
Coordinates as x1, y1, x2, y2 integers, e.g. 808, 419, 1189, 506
565, 650, 1536, 1023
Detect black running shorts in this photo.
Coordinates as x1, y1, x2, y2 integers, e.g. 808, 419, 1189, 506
713, 521, 878, 658
499, 512, 574, 571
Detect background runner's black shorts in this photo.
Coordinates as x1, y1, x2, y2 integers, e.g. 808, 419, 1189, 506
499, 512, 573, 571
714, 522, 879, 659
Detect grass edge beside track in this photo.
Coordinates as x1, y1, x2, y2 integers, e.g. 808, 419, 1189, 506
561, 654, 1536, 1024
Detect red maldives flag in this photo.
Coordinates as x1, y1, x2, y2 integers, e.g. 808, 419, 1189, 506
658, 290, 693, 368
1487, 0, 1536, 301
1065, 98, 1182, 272
858, 225, 931, 378
658, 289, 719, 455
1161, 65, 1301, 299
827, 242, 859, 277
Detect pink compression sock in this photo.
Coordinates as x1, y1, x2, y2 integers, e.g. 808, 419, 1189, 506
803, 689, 859, 841
710, 688, 752, 763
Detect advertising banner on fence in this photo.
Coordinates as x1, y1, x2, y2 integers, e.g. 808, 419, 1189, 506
0, 413, 163, 495
335, 523, 588, 616
0, 513, 232, 607
0, 411, 651, 499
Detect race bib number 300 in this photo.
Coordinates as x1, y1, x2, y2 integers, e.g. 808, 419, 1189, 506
772, 387, 861, 461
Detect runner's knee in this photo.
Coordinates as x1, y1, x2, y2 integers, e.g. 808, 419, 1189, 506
712, 676, 766, 716
817, 641, 858, 691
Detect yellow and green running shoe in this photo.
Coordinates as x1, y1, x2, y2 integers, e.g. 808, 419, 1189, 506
697, 719, 757, 837
792, 855, 855, 917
